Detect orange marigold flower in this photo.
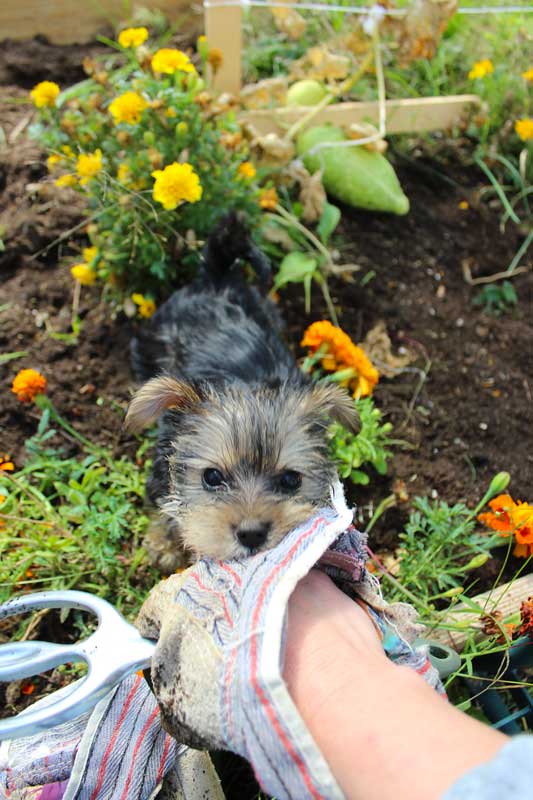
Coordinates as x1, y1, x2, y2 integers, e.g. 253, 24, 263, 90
259, 187, 279, 210
0, 455, 15, 472
21, 682, 36, 695
478, 494, 533, 558
11, 369, 47, 403
301, 320, 379, 399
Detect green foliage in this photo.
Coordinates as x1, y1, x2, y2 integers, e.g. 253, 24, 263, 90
30, 33, 262, 301
264, 201, 341, 322
328, 397, 394, 485
243, 8, 533, 164
384, 496, 499, 609
0, 410, 156, 631
473, 280, 518, 316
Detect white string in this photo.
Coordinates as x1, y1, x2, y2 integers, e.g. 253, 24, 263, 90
304, 28, 386, 157
204, 0, 533, 15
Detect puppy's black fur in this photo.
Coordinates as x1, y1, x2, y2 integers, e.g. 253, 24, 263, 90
128, 212, 358, 568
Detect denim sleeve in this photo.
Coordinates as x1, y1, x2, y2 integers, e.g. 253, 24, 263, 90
443, 735, 533, 799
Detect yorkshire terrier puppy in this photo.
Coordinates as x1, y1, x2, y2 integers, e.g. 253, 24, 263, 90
126, 213, 358, 572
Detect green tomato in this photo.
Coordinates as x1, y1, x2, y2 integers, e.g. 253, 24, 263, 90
286, 80, 328, 107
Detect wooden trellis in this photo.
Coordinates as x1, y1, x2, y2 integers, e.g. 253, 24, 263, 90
205, 0, 481, 136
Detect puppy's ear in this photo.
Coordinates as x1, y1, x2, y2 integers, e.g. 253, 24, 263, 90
303, 382, 360, 434
125, 376, 201, 432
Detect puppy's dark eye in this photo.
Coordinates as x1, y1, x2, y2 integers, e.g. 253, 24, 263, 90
203, 468, 225, 489
278, 470, 302, 493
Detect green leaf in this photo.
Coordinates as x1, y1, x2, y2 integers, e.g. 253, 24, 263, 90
0, 351, 29, 364
274, 251, 318, 289
317, 202, 341, 245
350, 469, 370, 485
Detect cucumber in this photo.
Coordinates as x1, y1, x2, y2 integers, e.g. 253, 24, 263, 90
296, 124, 409, 215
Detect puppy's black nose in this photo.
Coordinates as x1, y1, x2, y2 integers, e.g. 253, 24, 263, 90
237, 523, 271, 550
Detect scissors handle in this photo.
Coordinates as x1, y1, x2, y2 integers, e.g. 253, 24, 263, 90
0, 590, 155, 740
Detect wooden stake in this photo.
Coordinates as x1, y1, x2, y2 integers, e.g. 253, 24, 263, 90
205, 1, 243, 94
427, 573, 533, 651
241, 95, 481, 136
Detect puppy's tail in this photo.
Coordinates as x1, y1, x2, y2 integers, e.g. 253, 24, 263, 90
197, 211, 272, 292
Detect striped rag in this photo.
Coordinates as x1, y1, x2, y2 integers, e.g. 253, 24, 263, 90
137, 482, 444, 800
0, 674, 178, 800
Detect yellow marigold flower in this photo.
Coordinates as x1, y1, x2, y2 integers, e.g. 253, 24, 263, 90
118, 163, 131, 183
118, 27, 149, 48
152, 162, 202, 210
109, 91, 148, 125
132, 293, 156, 318
301, 320, 379, 399
0, 455, 15, 473
515, 118, 533, 142
82, 246, 98, 264
259, 187, 278, 210
30, 81, 60, 108
54, 174, 77, 188
61, 145, 74, 158
76, 149, 103, 185
71, 263, 97, 286
46, 153, 62, 171
11, 369, 47, 403
522, 67, 533, 82
165, 107, 178, 118
458, 200, 469, 210
238, 161, 256, 180
207, 48, 223, 71
151, 48, 196, 75
468, 59, 494, 80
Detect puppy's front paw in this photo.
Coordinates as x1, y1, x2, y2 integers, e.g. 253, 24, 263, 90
144, 516, 192, 574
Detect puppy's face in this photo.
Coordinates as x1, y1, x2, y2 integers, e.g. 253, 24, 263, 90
126, 377, 358, 560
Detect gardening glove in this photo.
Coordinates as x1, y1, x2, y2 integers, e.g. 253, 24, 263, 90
136, 482, 444, 800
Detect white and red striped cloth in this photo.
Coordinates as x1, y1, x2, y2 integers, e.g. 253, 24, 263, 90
0, 674, 177, 800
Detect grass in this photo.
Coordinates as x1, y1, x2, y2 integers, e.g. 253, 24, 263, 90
0, 408, 156, 638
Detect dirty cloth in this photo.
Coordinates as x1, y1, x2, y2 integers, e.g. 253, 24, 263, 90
137, 482, 444, 800
0, 673, 177, 800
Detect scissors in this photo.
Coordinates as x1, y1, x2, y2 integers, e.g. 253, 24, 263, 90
0, 590, 156, 741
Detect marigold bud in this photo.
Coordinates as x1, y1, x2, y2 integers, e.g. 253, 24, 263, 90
488, 472, 511, 498
462, 553, 490, 571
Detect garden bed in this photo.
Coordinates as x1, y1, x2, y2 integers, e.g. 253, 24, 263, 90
1, 37, 532, 720
2, 43, 532, 512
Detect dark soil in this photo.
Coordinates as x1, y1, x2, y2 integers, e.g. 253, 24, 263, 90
0, 37, 532, 738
